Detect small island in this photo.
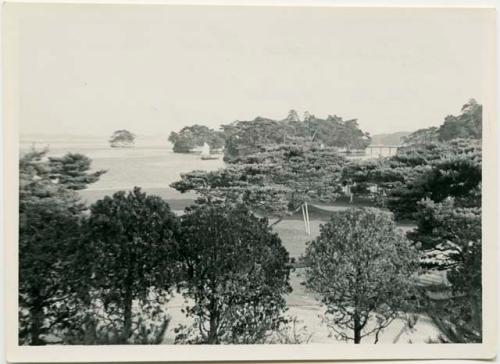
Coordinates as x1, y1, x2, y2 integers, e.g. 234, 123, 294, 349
168, 125, 224, 154
109, 129, 135, 148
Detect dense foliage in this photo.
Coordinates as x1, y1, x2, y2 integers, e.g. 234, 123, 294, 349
234, 144, 347, 207
170, 164, 290, 220
171, 143, 347, 222
402, 99, 481, 146
19, 149, 105, 345
80, 187, 179, 344
437, 99, 482, 141
222, 110, 371, 161
47, 153, 106, 190
304, 208, 419, 343
174, 203, 291, 344
409, 198, 482, 343
336, 99, 484, 343
109, 129, 135, 147
222, 117, 292, 160
168, 124, 225, 153
341, 139, 481, 220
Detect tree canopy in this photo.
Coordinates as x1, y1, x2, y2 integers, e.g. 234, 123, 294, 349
174, 203, 291, 344
402, 99, 482, 146
222, 117, 291, 161
171, 143, 347, 222
304, 208, 419, 343
19, 149, 105, 345
341, 139, 481, 220
168, 124, 225, 153
408, 198, 482, 343
234, 144, 347, 206
170, 164, 290, 220
109, 130, 135, 147
47, 153, 106, 190
437, 99, 482, 141
81, 187, 179, 344
222, 111, 371, 161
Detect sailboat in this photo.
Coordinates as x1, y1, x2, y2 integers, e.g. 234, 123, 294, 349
200, 142, 218, 160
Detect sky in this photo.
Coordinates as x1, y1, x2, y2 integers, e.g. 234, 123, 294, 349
13, 4, 495, 137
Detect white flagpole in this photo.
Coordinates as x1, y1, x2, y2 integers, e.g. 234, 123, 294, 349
305, 201, 311, 235
301, 203, 308, 234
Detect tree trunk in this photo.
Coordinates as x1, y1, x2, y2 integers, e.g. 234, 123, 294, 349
30, 302, 45, 345
207, 313, 219, 344
354, 312, 362, 344
207, 295, 219, 344
122, 289, 133, 343
470, 290, 482, 336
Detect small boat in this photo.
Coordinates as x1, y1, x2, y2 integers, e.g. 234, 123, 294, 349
200, 142, 219, 160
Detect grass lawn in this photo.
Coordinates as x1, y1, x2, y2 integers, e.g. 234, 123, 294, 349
273, 203, 416, 259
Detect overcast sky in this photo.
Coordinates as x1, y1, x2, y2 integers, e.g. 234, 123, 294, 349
15, 4, 494, 137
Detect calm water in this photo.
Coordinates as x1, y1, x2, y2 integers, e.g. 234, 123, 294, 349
20, 137, 225, 207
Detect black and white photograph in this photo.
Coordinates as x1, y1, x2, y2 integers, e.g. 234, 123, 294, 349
2, 1, 497, 362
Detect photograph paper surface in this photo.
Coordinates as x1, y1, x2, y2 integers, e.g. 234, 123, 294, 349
3, 2, 497, 362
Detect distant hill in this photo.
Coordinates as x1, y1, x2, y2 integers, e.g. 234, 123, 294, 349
370, 131, 410, 146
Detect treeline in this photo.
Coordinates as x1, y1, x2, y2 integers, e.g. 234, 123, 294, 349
168, 110, 371, 160
402, 99, 482, 145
